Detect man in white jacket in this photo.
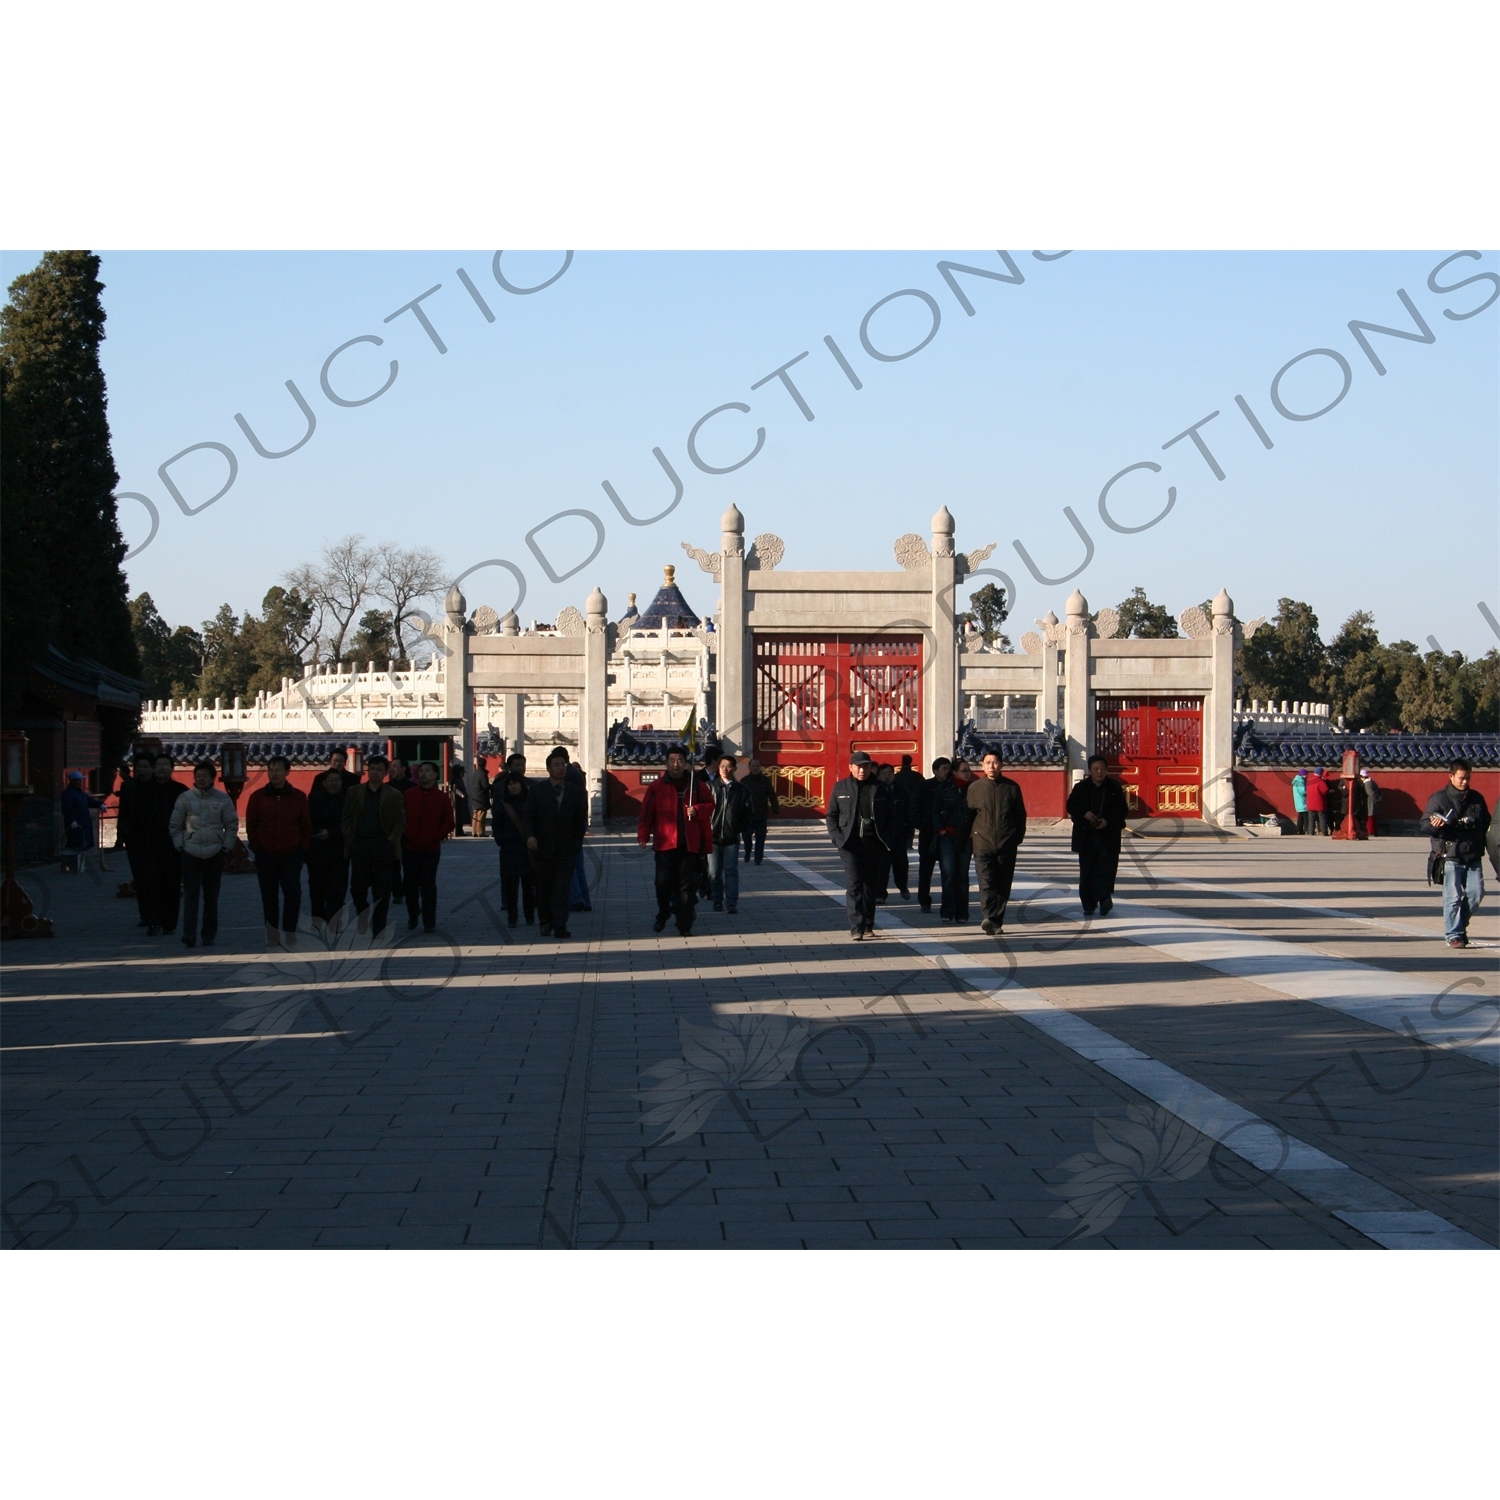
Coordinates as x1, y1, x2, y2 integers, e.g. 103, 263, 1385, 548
169, 757, 241, 949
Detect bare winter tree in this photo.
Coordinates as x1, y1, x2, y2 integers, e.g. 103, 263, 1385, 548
285, 534, 378, 663
372, 542, 446, 662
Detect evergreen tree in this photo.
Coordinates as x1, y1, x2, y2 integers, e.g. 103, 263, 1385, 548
248, 586, 315, 696
1236, 598, 1325, 705
1315, 612, 1409, 730
1114, 586, 1178, 638
956, 582, 1011, 650
129, 592, 203, 701
349, 609, 398, 665
1395, 648, 1500, 732
197, 605, 259, 704
1, 252, 139, 715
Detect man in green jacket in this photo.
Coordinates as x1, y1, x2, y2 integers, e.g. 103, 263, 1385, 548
342, 755, 406, 935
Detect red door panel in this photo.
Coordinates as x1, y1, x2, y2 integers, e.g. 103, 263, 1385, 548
1095, 697, 1202, 817
754, 635, 922, 815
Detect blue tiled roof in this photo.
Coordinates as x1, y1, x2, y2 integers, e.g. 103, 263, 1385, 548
129, 735, 387, 767
955, 721, 1068, 767
1233, 723, 1499, 768
607, 721, 719, 766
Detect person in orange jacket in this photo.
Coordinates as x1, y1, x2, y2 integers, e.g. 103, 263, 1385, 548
637, 745, 714, 936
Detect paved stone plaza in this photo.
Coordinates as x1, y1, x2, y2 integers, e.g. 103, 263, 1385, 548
3, 826, 1495, 1250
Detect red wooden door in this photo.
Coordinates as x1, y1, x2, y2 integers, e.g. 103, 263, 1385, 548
1094, 697, 1203, 817
753, 635, 922, 815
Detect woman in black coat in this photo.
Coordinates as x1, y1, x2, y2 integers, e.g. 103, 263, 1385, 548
306, 768, 350, 930
1067, 755, 1130, 916
490, 755, 535, 926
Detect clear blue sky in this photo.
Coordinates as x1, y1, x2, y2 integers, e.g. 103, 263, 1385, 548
5, 249, 1497, 657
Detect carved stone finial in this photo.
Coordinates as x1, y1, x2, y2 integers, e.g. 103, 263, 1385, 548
721, 503, 744, 535
1212, 587, 1233, 618
1065, 589, 1088, 617
444, 584, 466, 624
585, 585, 607, 621
500, 609, 520, 636
931, 505, 956, 558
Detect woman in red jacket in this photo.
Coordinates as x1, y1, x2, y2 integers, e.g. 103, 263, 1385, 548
402, 760, 456, 932
1304, 768, 1330, 836
637, 746, 714, 936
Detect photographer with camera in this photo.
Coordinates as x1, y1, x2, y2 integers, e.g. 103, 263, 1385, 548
1424, 758, 1490, 949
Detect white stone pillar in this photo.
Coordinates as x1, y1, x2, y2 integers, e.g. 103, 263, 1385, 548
496, 610, 523, 762
1064, 589, 1092, 782
1206, 587, 1237, 828
1039, 611, 1060, 735
582, 586, 609, 822
927, 505, 958, 769
718, 504, 748, 752
441, 584, 470, 764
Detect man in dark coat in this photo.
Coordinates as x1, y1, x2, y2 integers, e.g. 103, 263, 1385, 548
932, 759, 972, 924
1067, 754, 1129, 917
892, 755, 922, 900
825, 751, 895, 940
306, 767, 350, 932
448, 762, 470, 837
386, 758, 412, 899
966, 750, 1027, 934
524, 747, 589, 940
135, 754, 188, 936
740, 758, 780, 865
877, 762, 911, 902
912, 758, 949, 913
341, 756, 407, 936
470, 758, 492, 838
323, 746, 360, 792
564, 758, 593, 912
1425, 758, 1490, 948
491, 753, 536, 926
115, 752, 158, 926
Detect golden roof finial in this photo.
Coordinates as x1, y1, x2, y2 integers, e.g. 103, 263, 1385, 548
663, 564, 676, 585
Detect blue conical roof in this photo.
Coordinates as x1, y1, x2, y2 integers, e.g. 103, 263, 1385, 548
634, 565, 701, 630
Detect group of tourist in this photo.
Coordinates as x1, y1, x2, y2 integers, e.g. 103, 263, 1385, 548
634, 744, 1117, 943
819, 748, 1126, 941
634, 751, 781, 935
1291, 766, 1380, 836
115, 747, 458, 947
108, 744, 1491, 951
